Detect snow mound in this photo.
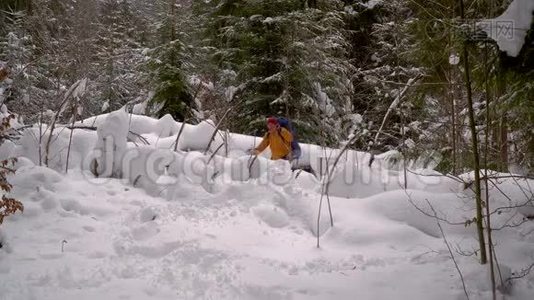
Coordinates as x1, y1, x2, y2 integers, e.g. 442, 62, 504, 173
2, 109, 534, 299
9, 125, 98, 172
93, 108, 129, 177
179, 120, 219, 152
294, 170, 320, 192
139, 207, 157, 223
154, 114, 177, 138
253, 204, 290, 228
2, 161, 534, 299
326, 152, 462, 198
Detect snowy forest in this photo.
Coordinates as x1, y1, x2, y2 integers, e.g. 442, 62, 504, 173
1, 0, 534, 299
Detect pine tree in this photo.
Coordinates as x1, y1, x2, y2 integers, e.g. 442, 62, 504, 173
0, 9, 36, 111
91, 0, 147, 113
145, 0, 194, 121
197, 0, 353, 144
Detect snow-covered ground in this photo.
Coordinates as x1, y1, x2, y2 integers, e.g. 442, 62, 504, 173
1, 110, 533, 299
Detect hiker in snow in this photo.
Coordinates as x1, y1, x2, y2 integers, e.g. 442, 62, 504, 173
250, 117, 293, 160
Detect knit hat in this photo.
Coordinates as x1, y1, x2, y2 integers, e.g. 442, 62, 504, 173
267, 117, 278, 125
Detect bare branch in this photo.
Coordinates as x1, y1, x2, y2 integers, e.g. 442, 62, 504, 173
373, 74, 422, 145
44, 80, 84, 167
172, 119, 187, 152
204, 107, 232, 154
506, 262, 534, 283
404, 191, 466, 226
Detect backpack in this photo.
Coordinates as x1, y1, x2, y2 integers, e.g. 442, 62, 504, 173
277, 117, 301, 159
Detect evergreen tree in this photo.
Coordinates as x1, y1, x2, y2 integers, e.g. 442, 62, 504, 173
91, 0, 147, 113
145, 0, 194, 121
342, 1, 425, 154
197, 0, 353, 144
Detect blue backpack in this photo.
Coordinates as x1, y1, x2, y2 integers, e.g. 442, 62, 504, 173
277, 117, 301, 159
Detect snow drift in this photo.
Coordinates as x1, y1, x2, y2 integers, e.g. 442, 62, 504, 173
0, 109, 533, 299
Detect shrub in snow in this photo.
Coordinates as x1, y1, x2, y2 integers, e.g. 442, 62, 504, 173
0, 113, 23, 227
0, 189, 23, 226
0, 106, 21, 132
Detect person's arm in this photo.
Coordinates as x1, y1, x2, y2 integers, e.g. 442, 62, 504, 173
254, 133, 270, 154
281, 128, 293, 144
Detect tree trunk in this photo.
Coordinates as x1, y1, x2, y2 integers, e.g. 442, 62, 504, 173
460, 0, 487, 265
449, 74, 457, 175
484, 42, 497, 300
499, 115, 508, 171
27, 0, 33, 15
495, 61, 508, 172
447, 9, 457, 175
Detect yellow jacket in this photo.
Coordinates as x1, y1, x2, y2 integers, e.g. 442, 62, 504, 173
255, 128, 293, 160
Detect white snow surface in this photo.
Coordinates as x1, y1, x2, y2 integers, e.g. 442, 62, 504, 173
1, 110, 534, 299
478, 0, 534, 57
